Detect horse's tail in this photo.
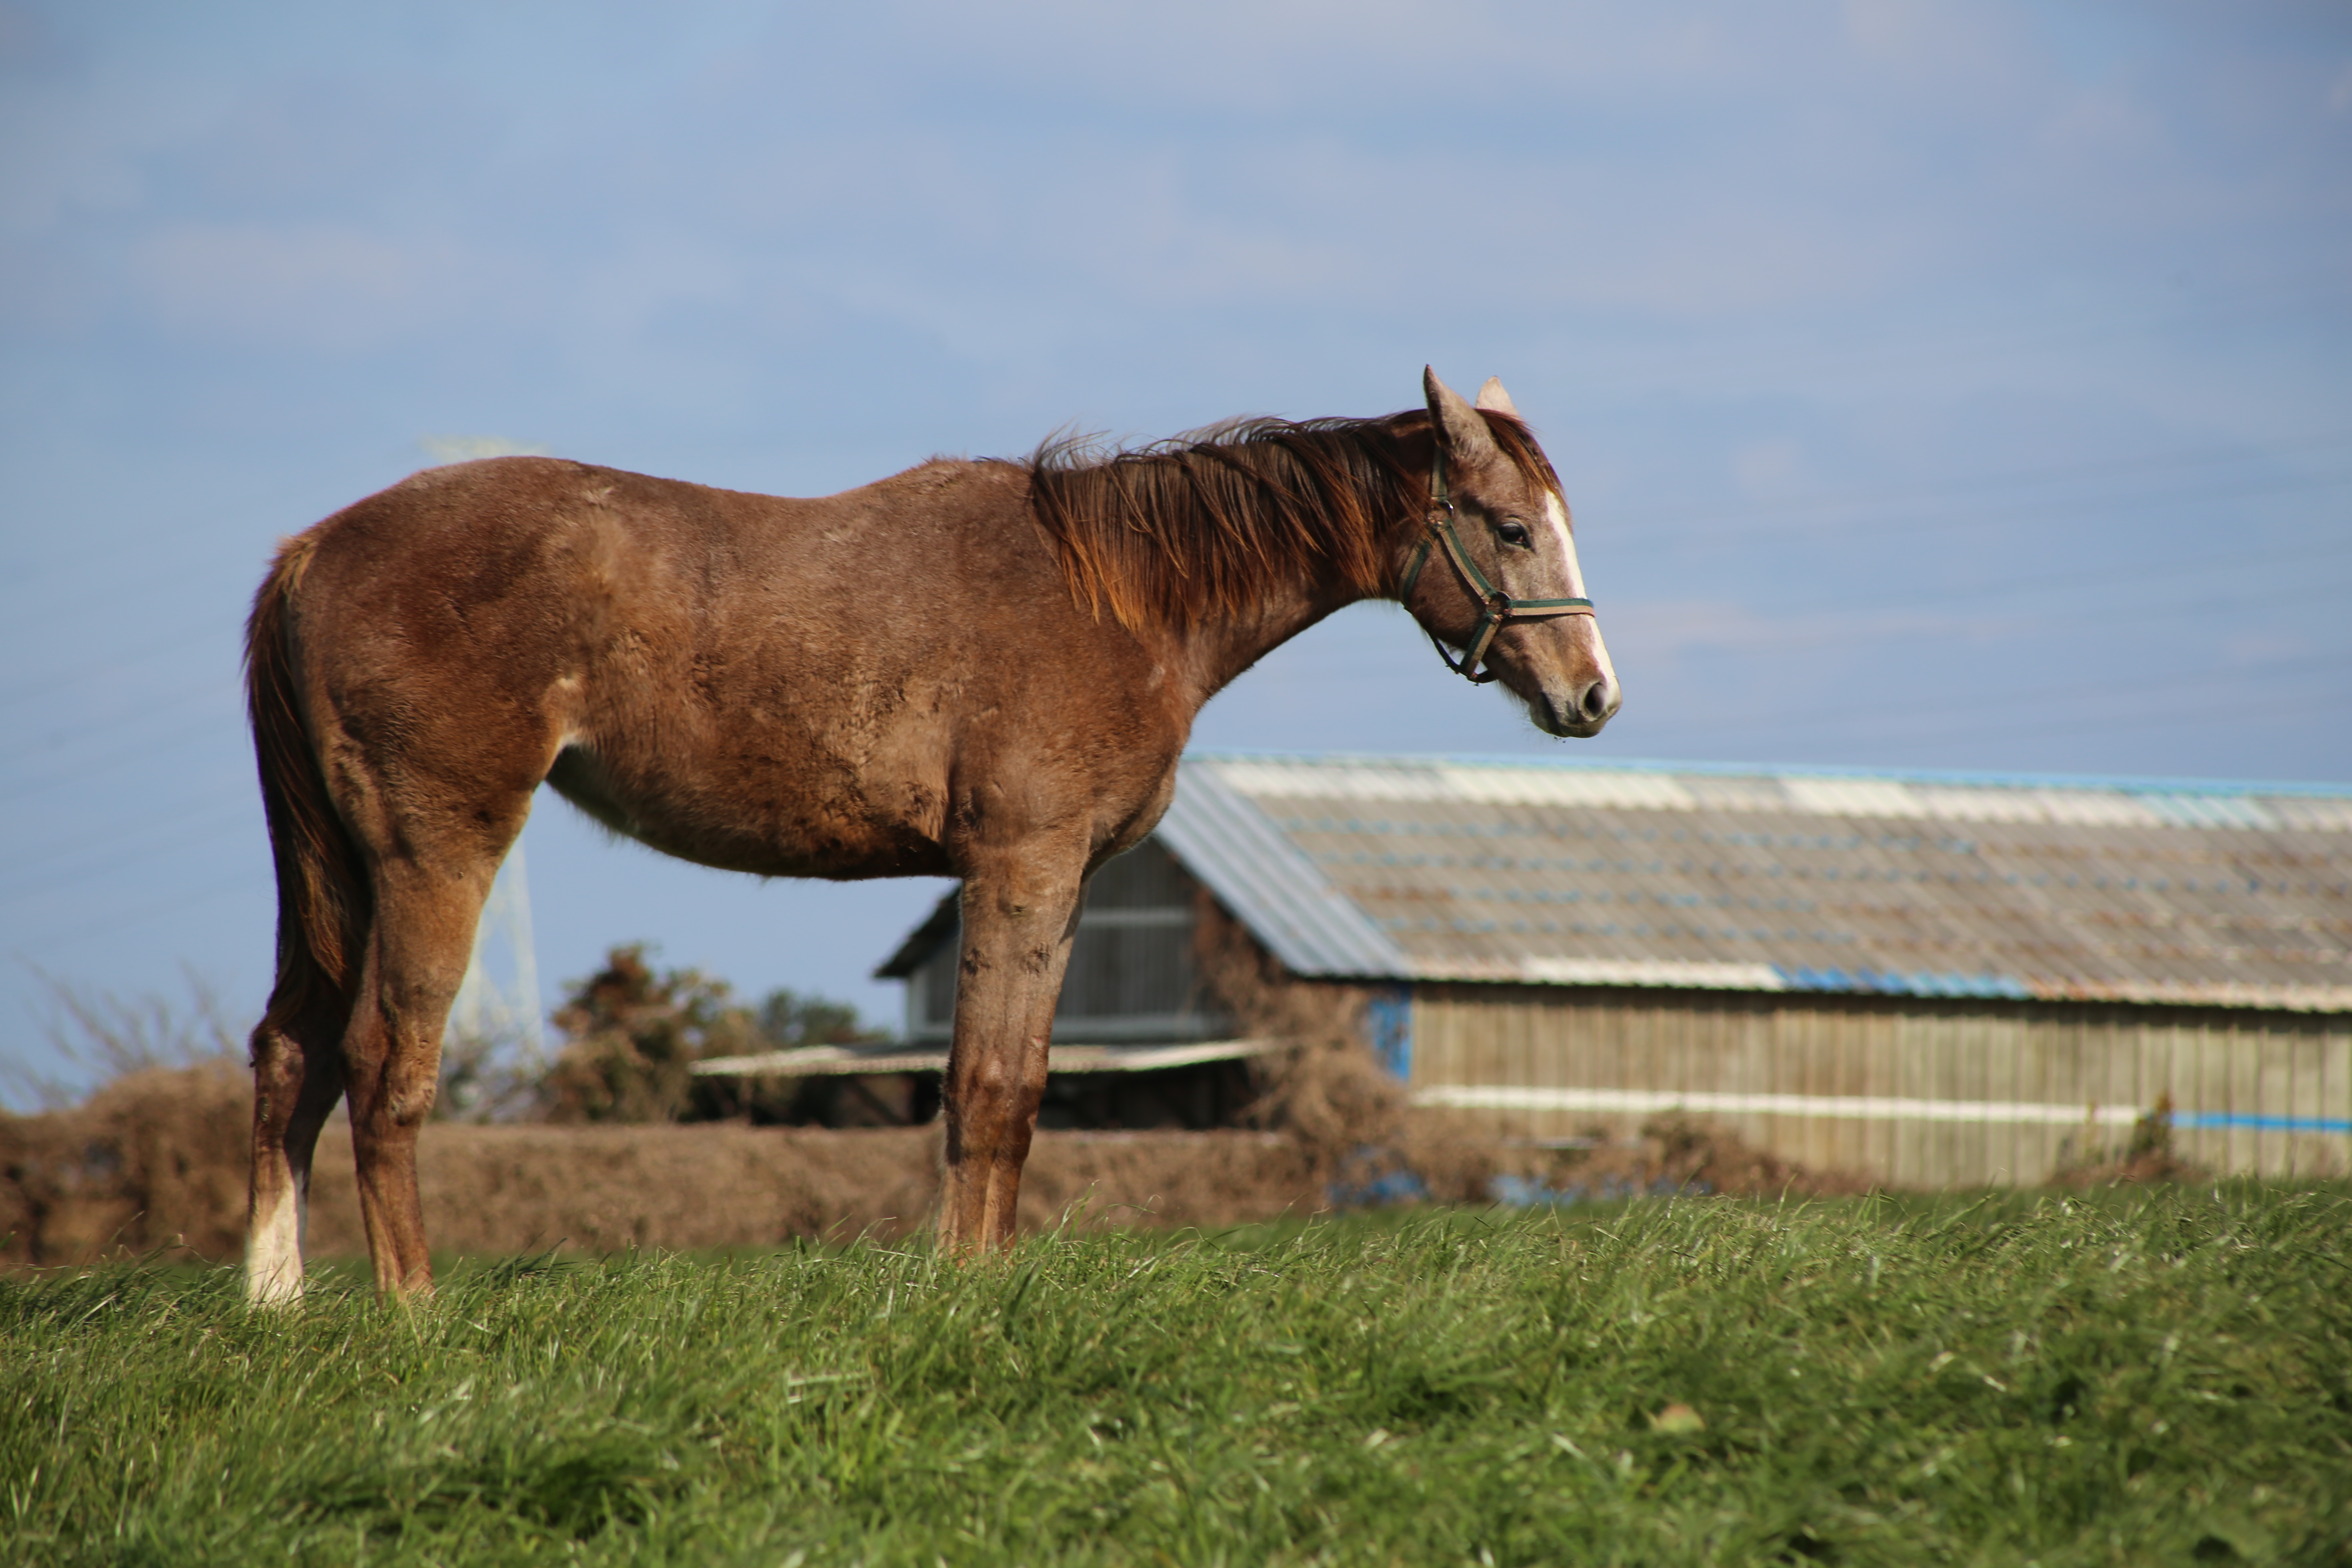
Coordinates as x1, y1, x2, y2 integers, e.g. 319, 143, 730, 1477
245, 532, 370, 1040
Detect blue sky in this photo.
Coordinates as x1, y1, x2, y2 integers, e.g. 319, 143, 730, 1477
3, 1, 2347, 1096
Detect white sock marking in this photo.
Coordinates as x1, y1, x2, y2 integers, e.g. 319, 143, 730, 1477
246, 1168, 306, 1306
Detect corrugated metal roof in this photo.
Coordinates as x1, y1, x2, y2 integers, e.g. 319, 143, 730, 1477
1154, 765, 1409, 978
1159, 752, 2352, 1011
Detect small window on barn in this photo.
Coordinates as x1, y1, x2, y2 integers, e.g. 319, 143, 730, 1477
902, 839, 1228, 1045
919, 940, 957, 1035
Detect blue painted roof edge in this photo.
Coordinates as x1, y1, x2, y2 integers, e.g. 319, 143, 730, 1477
1155, 763, 1413, 981
1184, 748, 2352, 802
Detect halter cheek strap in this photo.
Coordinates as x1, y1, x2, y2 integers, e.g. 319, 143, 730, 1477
1397, 448, 1596, 684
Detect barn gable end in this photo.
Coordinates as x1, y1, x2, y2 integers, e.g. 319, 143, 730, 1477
877, 839, 1232, 1047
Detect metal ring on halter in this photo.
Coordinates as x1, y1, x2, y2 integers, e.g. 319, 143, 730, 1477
1396, 448, 1595, 684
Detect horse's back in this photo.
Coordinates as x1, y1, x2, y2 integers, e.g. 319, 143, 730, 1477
308, 456, 795, 581
304, 453, 1028, 607
273, 452, 1103, 881
289, 455, 864, 681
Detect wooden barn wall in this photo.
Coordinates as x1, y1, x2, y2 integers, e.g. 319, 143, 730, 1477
1407, 986, 2352, 1186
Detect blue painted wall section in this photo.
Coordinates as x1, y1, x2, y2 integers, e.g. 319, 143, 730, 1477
2176, 1111, 2352, 1134
1365, 985, 1414, 1080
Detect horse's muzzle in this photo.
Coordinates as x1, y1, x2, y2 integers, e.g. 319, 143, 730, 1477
1543, 676, 1621, 738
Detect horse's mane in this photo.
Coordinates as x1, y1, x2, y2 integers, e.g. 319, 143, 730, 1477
1026, 409, 1561, 630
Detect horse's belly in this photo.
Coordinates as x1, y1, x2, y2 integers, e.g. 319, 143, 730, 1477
542, 746, 949, 880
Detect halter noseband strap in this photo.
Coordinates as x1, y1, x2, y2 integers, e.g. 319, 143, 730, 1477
1396, 447, 1596, 684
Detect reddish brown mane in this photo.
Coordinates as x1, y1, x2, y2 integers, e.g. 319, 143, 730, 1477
1027, 410, 1561, 630
1027, 415, 1414, 630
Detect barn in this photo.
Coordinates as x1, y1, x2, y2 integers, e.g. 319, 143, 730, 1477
730, 753, 2352, 1183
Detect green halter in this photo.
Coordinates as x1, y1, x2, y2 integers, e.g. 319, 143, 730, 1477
1397, 447, 1596, 684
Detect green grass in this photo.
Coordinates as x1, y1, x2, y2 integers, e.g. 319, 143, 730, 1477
5, 1185, 2349, 1566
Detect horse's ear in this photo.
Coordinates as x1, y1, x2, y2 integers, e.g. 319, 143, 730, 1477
1424, 367, 1497, 462
1474, 377, 1520, 418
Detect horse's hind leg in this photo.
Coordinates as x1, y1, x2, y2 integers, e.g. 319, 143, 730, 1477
247, 991, 350, 1305
340, 849, 509, 1296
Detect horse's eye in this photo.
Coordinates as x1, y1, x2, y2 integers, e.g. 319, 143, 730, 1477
1496, 521, 1532, 549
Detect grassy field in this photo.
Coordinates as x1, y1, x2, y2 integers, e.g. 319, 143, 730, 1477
5, 1185, 2348, 1566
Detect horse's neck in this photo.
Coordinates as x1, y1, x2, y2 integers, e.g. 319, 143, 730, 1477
1174, 541, 1415, 707
1172, 585, 1353, 706
1158, 424, 1426, 711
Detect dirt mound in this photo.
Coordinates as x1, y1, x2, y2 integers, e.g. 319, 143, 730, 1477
2, 1065, 1326, 1267
1012, 1131, 1319, 1233
5, 1064, 1860, 1270
305, 1122, 944, 1257
301, 1125, 1318, 1257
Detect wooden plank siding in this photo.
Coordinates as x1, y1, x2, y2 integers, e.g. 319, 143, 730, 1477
1405, 984, 2352, 1186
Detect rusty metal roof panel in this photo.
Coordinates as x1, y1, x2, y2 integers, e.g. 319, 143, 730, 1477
1161, 753, 2352, 1011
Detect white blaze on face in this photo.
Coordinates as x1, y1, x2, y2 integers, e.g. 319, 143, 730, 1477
1540, 491, 1586, 597
1543, 490, 1619, 693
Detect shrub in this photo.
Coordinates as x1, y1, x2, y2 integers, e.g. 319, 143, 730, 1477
539, 946, 889, 1124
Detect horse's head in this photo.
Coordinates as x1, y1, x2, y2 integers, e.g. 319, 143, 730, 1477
1399, 368, 1621, 738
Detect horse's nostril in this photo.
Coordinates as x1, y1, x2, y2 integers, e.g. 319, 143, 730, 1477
1581, 679, 1616, 721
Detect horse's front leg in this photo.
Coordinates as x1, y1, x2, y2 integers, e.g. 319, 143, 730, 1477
937, 844, 1087, 1254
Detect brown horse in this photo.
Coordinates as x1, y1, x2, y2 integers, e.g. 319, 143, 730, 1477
241, 368, 1619, 1301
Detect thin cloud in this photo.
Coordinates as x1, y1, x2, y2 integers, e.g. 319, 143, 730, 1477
129, 222, 490, 349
